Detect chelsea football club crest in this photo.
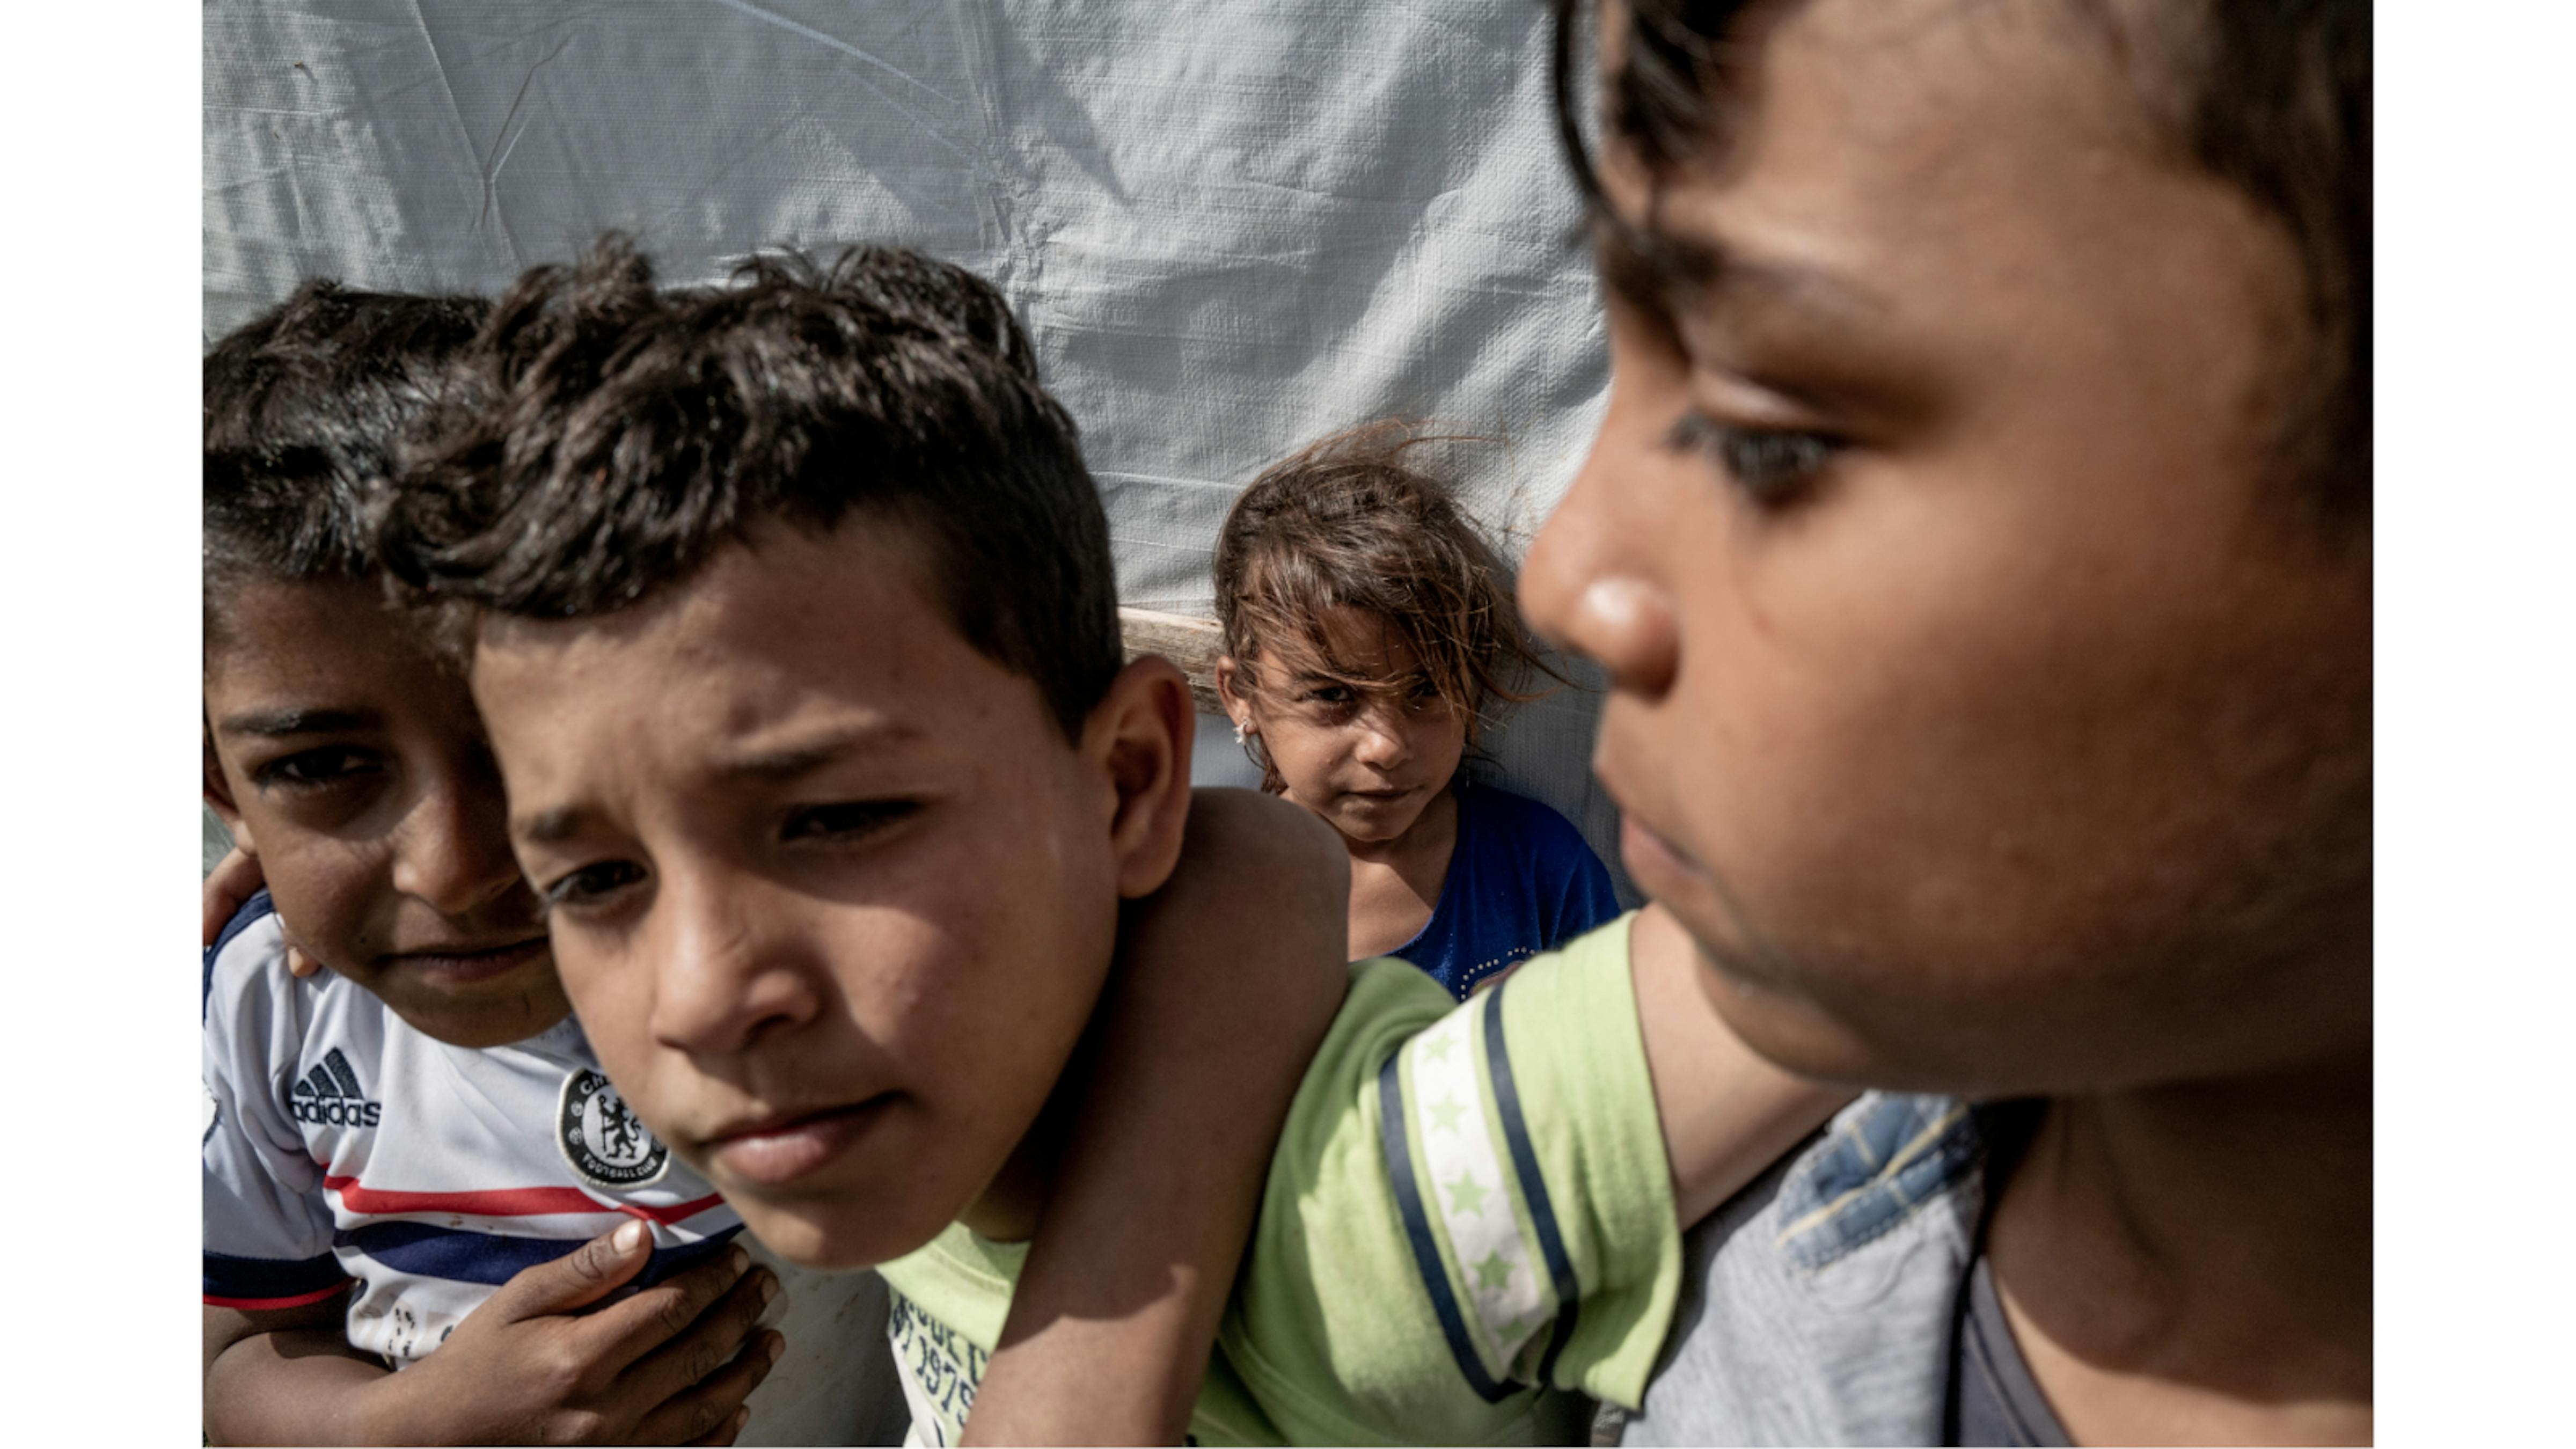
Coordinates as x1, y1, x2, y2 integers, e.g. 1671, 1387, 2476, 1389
557, 1069, 670, 1190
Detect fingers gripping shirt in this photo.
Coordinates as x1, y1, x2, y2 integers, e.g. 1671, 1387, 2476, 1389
200, 893, 741, 1365
877, 914, 1679, 1446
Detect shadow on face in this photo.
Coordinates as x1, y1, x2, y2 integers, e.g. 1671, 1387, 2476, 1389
203, 577, 565, 1049
1222, 606, 1471, 848
1523, 0, 2371, 1095
469, 518, 1147, 1268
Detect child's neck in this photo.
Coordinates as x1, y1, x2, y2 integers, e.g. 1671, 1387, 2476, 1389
1338, 781, 1457, 868
1342, 787, 1459, 958
1987, 1046, 2372, 1444
957, 1076, 1075, 1244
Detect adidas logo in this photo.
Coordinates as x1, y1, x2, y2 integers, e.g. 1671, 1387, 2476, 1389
290, 1047, 383, 1128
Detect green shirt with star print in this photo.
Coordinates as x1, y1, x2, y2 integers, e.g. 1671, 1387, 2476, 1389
876, 912, 1679, 1445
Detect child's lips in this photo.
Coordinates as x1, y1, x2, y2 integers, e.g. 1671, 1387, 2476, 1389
383, 935, 550, 984
1619, 813, 1704, 896
1596, 735, 1702, 887
703, 1098, 891, 1188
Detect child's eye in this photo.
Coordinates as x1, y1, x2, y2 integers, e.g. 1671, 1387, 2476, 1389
1668, 413, 1842, 505
544, 860, 645, 908
1300, 685, 1356, 707
781, 800, 920, 844
254, 746, 384, 792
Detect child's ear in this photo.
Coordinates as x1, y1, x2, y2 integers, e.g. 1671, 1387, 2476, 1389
1086, 656, 1196, 899
1214, 656, 1255, 738
202, 724, 255, 856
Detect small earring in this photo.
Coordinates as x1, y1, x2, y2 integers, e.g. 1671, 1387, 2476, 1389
1232, 720, 1249, 747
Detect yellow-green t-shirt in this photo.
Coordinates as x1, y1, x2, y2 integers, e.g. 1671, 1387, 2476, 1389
879, 913, 1678, 1445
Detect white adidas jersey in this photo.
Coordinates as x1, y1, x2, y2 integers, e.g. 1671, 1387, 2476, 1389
202, 892, 740, 1360
201, 892, 912, 1443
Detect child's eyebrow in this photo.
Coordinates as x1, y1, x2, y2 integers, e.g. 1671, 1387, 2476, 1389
714, 719, 926, 782
512, 720, 927, 847
217, 707, 381, 738
515, 805, 587, 847
1597, 215, 1889, 333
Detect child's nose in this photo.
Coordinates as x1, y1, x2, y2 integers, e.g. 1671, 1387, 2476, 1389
1520, 442, 1681, 701
1352, 707, 1413, 768
389, 777, 525, 919
643, 867, 822, 1058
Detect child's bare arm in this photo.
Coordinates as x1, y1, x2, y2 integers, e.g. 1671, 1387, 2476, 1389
203, 1222, 780, 1445
963, 787, 1350, 1446
202, 844, 265, 947
202, 845, 317, 978
202, 1296, 389, 1445
1630, 902, 1857, 1225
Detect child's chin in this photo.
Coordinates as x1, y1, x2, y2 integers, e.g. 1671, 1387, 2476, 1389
386, 992, 570, 1050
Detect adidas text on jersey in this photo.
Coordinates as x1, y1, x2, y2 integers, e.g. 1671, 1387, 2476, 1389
288, 1047, 382, 1128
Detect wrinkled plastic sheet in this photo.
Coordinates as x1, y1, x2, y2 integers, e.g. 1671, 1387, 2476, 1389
205, 0, 1626, 889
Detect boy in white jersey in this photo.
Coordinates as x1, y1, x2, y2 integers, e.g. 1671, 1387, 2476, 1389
202, 274, 1352, 1444
200, 281, 801, 1443
375, 237, 1850, 1444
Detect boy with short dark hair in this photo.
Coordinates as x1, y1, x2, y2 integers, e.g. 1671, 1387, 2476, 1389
201, 268, 1355, 1446
378, 237, 1847, 1445
202, 280, 801, 1444
1518, 1, 2373, 1441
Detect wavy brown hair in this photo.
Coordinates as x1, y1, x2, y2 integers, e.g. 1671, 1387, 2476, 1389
1212, 421, 1560, 781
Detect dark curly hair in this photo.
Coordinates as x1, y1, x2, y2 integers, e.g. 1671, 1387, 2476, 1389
378, 236, 1121, 742
202, 281, 489, 642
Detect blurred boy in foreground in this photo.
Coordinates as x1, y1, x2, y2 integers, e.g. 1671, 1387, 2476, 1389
1523, 2, 2372, 1441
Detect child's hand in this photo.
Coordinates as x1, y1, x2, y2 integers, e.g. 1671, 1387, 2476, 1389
201, 844, 319, 978
369, 1220, 785, 1445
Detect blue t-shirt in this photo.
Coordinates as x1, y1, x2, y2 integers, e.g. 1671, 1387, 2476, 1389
1387, 782, 1623, 999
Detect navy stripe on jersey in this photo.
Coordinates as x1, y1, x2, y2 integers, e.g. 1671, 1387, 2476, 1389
204, 1247, 348, 1301
630, 1227, 745, 1287
1376, 1051, 1512, 1404
204, 888, 276, 1021
1480, 985, 1582, 1386
341, 1219, 743, 1288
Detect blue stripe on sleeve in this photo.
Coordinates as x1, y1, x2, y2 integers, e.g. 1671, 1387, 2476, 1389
1480, 985, 1582, 1387
1375, 1050, 1512, 1404
204, 1247, 348, 1301
204, 888, 276, 1022
340, 1220, 742, 1287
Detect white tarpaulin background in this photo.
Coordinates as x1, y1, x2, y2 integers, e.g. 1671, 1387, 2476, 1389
204, 0, 1627, 890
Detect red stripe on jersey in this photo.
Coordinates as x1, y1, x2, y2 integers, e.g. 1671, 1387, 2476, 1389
323, 1176, 725, 1225
204, 1280, 353, 1311
618, 1194, 727, 1225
